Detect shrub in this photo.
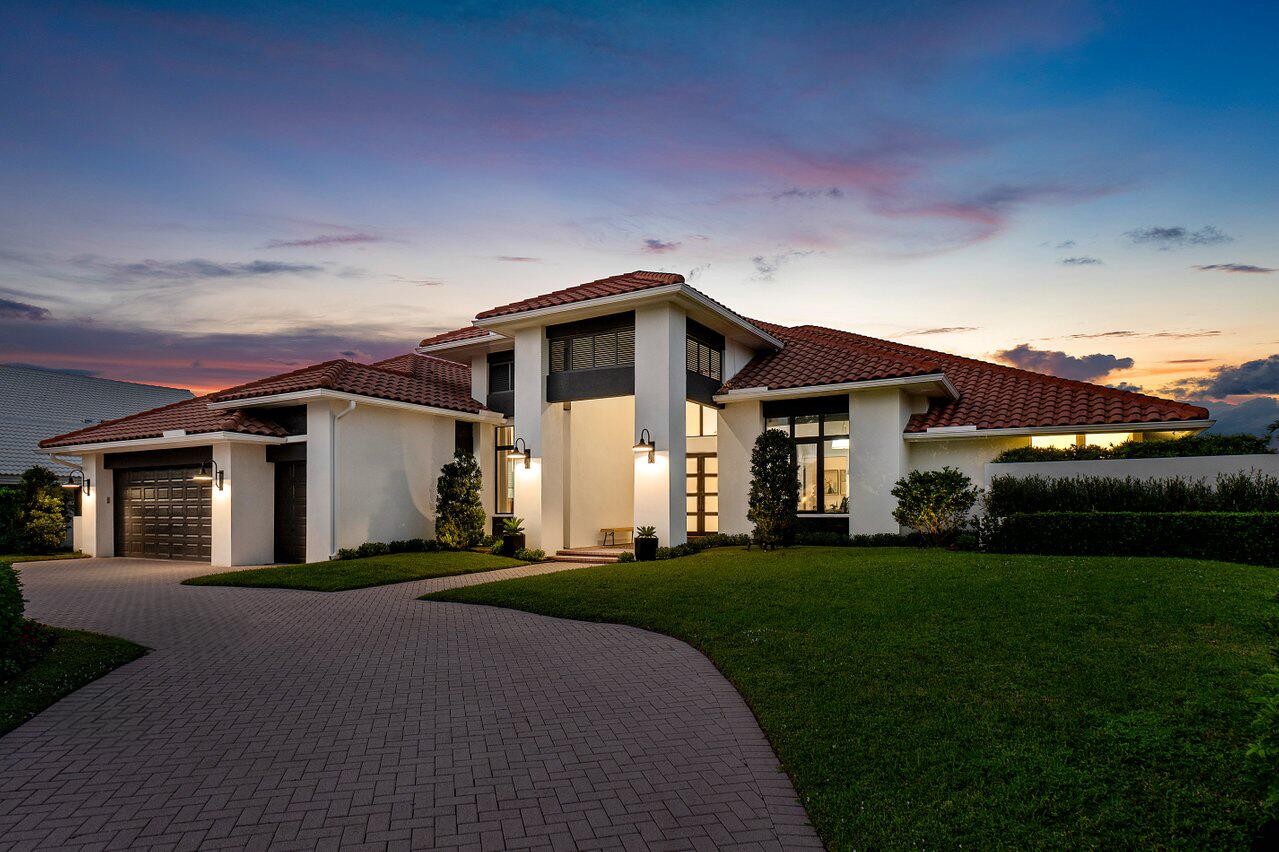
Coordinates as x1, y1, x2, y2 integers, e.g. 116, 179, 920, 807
985, 511, 1279, 567
0, 487, 20, 552
653, 533, 751, 560
514, 547, 546, 562
986, 472, 1279, 518
891, 467, 979, 544
792, 530, 918, 547
488, 541, 504, 556
0, 468, 68, 555
993, 433, 1273, 464
435, 450, 486, 549
0, 561, 23, 677
336, 547, 359, 560
356, 541, 391, 558
616, 551, 635, 563
501, 517, 525, 536
748, 428, 799, 550
23, 493, 67, 553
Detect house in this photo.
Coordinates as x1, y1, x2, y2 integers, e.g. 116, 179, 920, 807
2, 363, 192, 485
40, 271, 1212, 565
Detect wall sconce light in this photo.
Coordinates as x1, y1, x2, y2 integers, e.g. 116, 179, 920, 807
192, 460, 224, 490
61, 471, 90, 496
633, 428, 656, 463
507, 437, 531, 469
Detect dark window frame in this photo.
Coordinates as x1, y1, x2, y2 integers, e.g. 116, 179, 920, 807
767, 411, 850, 515
494, 424, 515, 516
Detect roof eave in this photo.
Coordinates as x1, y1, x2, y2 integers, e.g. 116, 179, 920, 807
714, 373, 958, 404
903, 418, 1216, 441
415, 330, 509, 360
206, 388, 504, 423
38, 430, 287, 454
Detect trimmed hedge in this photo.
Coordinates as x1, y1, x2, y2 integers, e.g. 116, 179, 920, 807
986, 512, 1279, 567
986, 472, 1279, 517
993, 433, 1273, 463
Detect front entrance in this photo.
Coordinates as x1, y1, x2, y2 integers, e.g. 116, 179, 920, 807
114, 467, 212, 561
273, 460, 307, 563
686, 452, 718, 535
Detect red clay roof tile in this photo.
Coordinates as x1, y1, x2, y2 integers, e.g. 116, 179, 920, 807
475, 270, 684, 319
40, 395, 288, 448
418, 325, 493, 348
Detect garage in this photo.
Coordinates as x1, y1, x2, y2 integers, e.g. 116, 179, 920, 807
109, 449, 213, 561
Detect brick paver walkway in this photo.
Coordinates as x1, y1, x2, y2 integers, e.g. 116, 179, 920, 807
1, 559, 819, 850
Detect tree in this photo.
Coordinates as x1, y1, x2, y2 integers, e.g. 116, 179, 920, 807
891, 467, 979, 545
1, 467, 68, 554
22, 492, 67, 553
747, 428, 798, 550
434, 449, 486, 549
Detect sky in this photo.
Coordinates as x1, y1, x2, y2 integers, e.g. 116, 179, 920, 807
1, 0, 1277, 433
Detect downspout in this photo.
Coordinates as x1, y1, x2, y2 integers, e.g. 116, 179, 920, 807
330, 401, 357, 559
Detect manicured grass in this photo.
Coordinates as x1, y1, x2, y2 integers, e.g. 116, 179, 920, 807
184, 550, 527, 592
426, 546, 1278, 849
1, 627, 147, 736
1, 552, 86, 564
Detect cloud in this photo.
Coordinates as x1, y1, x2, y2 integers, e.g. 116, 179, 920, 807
1067, 330, 1137, 339
685, 263, 710, 282
902, 326, 978, 336
751, 249, 813, 281
642, 238, 681, 253
772, 187, 844, 200
494, 256, 541, 263
995, 343, 1134, 382
1060, 255, 1102, 265
264, 233, 383, 248
1149, 330, 1220, 338
1107, 381, 1145, 393
1168, 354, 1279, 399
1067, 330, 1220, 340
1169, 358, 1212, 364
1203, 396, 1279, 441
73, 256, 323, 281
1055, 240, 1076, 249
1193, 263, 1274, 274
4, 361, 99, 377
1124, 225, 1232, 249
0, 298, 51, 321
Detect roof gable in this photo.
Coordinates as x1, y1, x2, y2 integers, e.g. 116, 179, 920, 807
475, 270, 684, 320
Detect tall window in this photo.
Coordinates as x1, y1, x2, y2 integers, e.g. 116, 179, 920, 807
685, 400, 719, 437
766, 412, 850, 513
686, 336, 722, 381
495, 425, 515, 515
549, 327, 635, 373
489, 359, 514, 393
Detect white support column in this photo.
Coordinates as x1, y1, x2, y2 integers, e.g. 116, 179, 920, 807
633, 303, 687, 546
850, 388, 912, 534
512, 327, 568, 553
305, 401, 336, 562
717, 400, 762, 535
76, 453, 113, 557
211, 441, 275, 567
470, 353, 488, 402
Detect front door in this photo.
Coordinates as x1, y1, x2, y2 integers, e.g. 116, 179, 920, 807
686, 453, 718, 535
274, 460, 307, 563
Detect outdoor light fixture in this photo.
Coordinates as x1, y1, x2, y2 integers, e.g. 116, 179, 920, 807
192, 460, 224, 490
633, 428, 655, 463
61, 471, 90, 496
506, 437, 531, 469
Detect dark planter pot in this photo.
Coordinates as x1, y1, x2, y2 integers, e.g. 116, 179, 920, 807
634, 536, 658, 561
501, 533, 525, 556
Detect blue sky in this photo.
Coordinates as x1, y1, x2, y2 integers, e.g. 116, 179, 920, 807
1, 1, 1277, 429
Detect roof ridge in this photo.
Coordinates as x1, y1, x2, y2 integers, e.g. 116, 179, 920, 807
212, 359, 351, 401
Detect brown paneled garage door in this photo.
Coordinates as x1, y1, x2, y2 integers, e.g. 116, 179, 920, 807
114, 467, 212, 561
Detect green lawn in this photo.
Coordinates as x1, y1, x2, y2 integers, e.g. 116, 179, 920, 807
1, 552, 86, 564
1, 627, 147, 736
184, 550, 527, 592
426, 546, 1278, 849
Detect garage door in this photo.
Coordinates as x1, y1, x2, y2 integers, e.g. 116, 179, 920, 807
114, 467, 212, 561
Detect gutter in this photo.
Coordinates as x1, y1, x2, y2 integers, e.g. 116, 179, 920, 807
330, 400, 357, 560
903, 418, 1215, 441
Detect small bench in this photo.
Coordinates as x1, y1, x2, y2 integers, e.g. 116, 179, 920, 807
600, 527, 634, 546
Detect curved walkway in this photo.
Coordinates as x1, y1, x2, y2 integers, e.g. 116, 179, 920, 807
1, 558, 819, 850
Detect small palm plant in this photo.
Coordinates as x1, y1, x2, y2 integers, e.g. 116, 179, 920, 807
502, 517, 525, 535
634, 525, 658, 561
636, 525, 657, 538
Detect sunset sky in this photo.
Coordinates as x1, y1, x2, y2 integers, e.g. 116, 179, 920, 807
2, 1, 1277, 432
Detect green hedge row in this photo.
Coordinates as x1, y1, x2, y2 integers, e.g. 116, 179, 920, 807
986, 512, 1279, 567
986, 472, 1279, 517
993, 433, 1273, 463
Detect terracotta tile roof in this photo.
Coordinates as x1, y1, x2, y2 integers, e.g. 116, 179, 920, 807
41, 354, 489, 449
475, 270, 685, 320
721, 324, 1209, 432
40, 395, 287, 448
418, 325, 493, 348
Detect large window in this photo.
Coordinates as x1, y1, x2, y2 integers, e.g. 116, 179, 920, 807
766, 412, 850, 514
549, 327, 635, 373
685, 400, 718, 437
495, 425, 515, 515
489, 359, 513, 393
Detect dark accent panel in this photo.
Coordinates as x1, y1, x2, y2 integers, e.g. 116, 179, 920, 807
687, 372, 721, 406
546, 366, 634, 402
796, 515, 850, 534
762, 394, 849, 419
488, 350, 514, 395
266, 443, 307, 463
273, 461, 307, 564
255, 405, 307, 435
105, 446, 213, 470
487, 389, 515, 416
488, 349, 514, 364
546, 310, 634, 338
114, 467, 211, 561
455, 421, 475, 456
686, 318, 726, 349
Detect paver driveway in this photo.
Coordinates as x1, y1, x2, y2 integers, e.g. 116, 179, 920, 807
1, 558, 819, 850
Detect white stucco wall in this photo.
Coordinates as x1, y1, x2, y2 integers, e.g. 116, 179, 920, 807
985, 453, 1279, 485
211, 441, 275, 567
717, 399, 761, 535
909, 435, 1029, 488
73, 452, 113, 557
723, 338, 754, 384
566, 396, 635, 546
634, 303, 687, 546
849, 388, 912, 534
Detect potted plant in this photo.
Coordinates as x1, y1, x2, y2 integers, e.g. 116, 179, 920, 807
500, 517, 526, 557
634, 525, 658, 561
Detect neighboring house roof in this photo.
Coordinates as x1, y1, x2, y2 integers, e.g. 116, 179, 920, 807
475, 270, 685, 320
418, 325, 494, 348
1, 364, 193, 473
40, 354, 487, 450
723, 324, 1209, 432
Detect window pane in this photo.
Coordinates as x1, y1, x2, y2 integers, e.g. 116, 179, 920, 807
823, 412, 849, 436
686, 496, 698, 513
686, 456, 698, 473
549, 339, 567, 373
797, 443, 819, 512
765, 417, 789, 433
704, 514, 718, 532
795, 415, 820, 438
1031, 434, 1078, 449
704, 495, 718, 513
703, 409, 717, 436
595, 332, 617, 366
496, 455, 515, 514
687, 514, 698, 533
698, 344, 711, 376
822, 439, 850, 513
570, 337, 593, 370
709, 348, 722, 380
616, 328, 635, 365
704, 455, 718, 474
686, 337, 698, 372
496, 425, 513, 447
685, 400, 702, 437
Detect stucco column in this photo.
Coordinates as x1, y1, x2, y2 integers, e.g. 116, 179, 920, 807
717, 400, 761, 535
633, 303, 687, 546
211, 441, 275, 567
850, 388, 912, 534
305, 401, 336, 562
75, 452, 113, 557
512, 327, 566, 553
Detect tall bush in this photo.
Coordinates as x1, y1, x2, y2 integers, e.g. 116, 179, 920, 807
891, 467, 979, 544
22, 493, 67, 553
992, 433, 1272, 463
986, 472, 1279, 518
748, 428, 798, 550
434, 449, 486, 549
0, 561, 25, 678
0, 467, 68, 554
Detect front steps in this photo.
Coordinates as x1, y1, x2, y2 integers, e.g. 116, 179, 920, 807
549, 546, 632, 564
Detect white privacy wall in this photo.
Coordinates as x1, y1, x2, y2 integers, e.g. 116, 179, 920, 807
985, 453, 1279, 486
566, 396, 635, 547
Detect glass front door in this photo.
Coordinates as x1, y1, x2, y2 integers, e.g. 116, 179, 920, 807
686, 453, 718, 535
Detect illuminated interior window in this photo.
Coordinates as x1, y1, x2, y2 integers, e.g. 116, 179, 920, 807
685, 401, 719, 437
1030, 434, 1079, 450
1084, 432, 1134, 448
